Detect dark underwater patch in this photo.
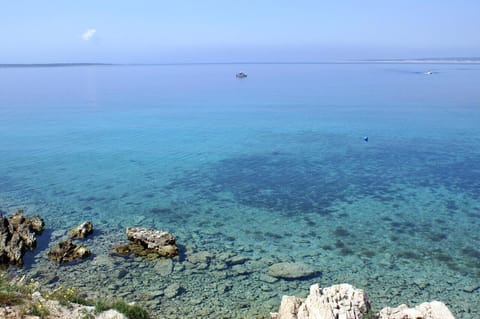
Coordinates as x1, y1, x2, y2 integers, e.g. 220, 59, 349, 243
398, 250, 422, 260
162, 132, 480, 279
150, 207, 174, 215
462, 247, 480, 260
333, 226, 351, 237
359, 249, 376, 258
427, 232, 448, 241
168, 132, 480, 221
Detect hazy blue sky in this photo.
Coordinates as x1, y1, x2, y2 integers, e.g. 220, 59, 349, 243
1, 1, 479, 63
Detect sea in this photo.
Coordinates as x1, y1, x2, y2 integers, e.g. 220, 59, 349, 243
1, 63, 479, 318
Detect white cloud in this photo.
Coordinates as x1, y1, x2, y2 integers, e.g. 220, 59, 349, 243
81, 29, 97, 41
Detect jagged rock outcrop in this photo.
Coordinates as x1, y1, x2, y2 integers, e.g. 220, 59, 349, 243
0, 210, 45, 267
47, 239, 91, 263
271, 283, 456, 319
271, 283, 370, 319
111, 227, 178, 258
68, 221, 93, 239
378, 301, 455, 319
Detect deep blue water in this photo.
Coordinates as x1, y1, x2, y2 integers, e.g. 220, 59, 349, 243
1, 64, 480, 318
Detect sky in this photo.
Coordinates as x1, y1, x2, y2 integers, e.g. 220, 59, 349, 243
1, 1, 479, 63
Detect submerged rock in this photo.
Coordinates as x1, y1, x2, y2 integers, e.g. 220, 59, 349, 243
68, 221, 94, 239
270, 283, 370, 319
154, 258, 173, 276
268, 262, 318, 280
0, 210, 45, 267
378, 301, 455, 319
111, 227, 178, 258
111, 243, 132, 256
188, 251, 213, 264
164, 282, 183, 299
47, 239, 91, 263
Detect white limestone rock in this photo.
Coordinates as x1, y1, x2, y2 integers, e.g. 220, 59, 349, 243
270, 283, 370, 319
270, 296, 304, 319
96, 309, 128, 319
378, 301, 455, 319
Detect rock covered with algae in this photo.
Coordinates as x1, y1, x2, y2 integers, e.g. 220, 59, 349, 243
47, 239, 91, 263
111, 227, 178, 258
0, 209, 44, 267
68, 221, 94, 239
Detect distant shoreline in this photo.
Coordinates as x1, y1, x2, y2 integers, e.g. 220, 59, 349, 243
0, 63, 114, 68
1, 58, 480, 68
353, 58, 480, 64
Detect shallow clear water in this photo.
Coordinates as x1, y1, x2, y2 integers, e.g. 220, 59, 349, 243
1, 63, 480, 318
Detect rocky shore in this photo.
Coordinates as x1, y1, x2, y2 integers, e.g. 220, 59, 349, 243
0, 279, 458, 319
0, 290, 127, 319
0, 210, 461, 318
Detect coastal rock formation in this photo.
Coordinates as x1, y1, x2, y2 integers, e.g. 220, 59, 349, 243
68, 221, 93, 239
47, 239, 91, 263
0, 210, 45, 266
378, 301, 455, 319
1, 290, 129, 319
112, 227, 178, 258
267, 262, 318, 280
270, 283, 370, 319
271, 283, 456, 319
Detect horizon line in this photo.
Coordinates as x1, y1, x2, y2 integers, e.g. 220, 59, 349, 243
1, 57, 480, 68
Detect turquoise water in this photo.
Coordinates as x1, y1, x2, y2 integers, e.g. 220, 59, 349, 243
1, 63, 480, 318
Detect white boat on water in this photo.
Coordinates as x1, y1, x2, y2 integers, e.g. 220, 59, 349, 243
424, 71, 433, 75
236, 72, 247, 78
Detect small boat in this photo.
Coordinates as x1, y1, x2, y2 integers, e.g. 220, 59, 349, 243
424, 71, 433, 75
236, 72, 247, 78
